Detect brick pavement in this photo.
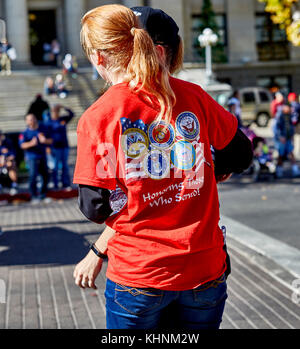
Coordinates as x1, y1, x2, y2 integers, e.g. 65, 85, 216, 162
0, 199, 299, 329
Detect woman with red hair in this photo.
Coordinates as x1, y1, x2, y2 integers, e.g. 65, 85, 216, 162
73, 4, 252, 329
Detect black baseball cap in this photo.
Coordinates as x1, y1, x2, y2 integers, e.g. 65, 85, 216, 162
131, 6, 180, 50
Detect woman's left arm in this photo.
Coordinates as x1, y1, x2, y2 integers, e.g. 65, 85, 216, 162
73, 225, 115, 289
74, 185, 115, 289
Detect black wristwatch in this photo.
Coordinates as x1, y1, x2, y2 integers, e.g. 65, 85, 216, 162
90, 243, 108, 260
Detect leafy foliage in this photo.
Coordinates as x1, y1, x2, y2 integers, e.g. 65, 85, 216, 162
258, 0, 300, 45
194, 0, 227, 63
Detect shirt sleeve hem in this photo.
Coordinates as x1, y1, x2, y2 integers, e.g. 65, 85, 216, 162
73, 177, 116, 190
214, 118, 238, 150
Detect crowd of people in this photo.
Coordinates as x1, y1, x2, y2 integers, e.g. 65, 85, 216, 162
0, 93, 74, 203
43, 52, 79, 99
226, 90, 300, 179
44, 74, 69, 99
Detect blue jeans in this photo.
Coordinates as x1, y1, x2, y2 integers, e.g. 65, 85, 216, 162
27, 157, 48, 198
275, 139, 294, 157
52, 147, 70, 189
105, 274, 227, 330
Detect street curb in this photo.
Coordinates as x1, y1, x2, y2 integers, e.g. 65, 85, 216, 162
221, 215, 300, 283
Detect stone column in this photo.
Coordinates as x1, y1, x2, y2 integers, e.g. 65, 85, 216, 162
226, 0, 257, 64
150, 0, 184, 38
150, 0, 186, 60
290, 45, 300, 61
5, 0, 30, 63
65, 0, 86, 61
123, 0, 144, 8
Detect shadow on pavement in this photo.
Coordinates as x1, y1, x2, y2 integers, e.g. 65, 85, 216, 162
0, 226, 90, 266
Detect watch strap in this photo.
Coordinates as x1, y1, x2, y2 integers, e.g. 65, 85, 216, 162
90, 243, 108, 260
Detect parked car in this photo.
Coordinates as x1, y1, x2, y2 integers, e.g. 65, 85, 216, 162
176, 68, 233, 108
176, 69, 272, 128
238, 87, 273, 127
216, 87, 273, 127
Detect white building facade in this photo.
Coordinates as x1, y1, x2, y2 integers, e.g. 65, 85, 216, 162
1, 0, 300, 92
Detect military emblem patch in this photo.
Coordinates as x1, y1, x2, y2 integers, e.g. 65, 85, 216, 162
109, 186, 128, 215
170, 140, 196, 171
143, 149, 170, 180
175, 112, 200, 140
148, 121, 175, 149
121, 128, 149, 159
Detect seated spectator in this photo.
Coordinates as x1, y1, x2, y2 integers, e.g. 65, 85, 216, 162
252, 137, 276, 175
48, 105, 74, 190
62, 54, 78, 78
0, 51, 11, 76
19, 114, 53, 202
0, 130, 18, 194
44, 76, 56, 96
0, 39, 15, 76
27, 94, 50, 122
55, 74, 69, 99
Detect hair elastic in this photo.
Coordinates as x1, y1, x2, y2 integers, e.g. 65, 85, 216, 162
130, 27, 136, 36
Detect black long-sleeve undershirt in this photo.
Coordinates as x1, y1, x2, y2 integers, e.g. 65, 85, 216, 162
214, 128, 253, 176
78, 185, 112, 224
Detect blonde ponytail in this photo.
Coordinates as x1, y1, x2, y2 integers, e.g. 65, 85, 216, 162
80, 4, 176, 124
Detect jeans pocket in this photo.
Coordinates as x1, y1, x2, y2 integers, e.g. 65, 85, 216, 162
114, 283, 164, 316
193, 274, 227, 308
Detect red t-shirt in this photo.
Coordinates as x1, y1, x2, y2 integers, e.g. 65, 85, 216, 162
73, 77, 237, 291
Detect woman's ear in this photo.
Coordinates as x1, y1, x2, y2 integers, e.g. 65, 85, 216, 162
155, 45, 167, 64
97, 51, 104, 66
90, 50, 104, 67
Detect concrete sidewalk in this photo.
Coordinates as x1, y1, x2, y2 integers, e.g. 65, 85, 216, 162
0, 198, 299, 329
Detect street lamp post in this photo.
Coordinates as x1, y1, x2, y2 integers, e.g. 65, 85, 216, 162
198, 28, 218, 83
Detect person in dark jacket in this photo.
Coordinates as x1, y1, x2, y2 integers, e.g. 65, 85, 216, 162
274, 104, 299, 177
19, 114, 53, 201
27, 94, 50, 122
48, 104, 74, 190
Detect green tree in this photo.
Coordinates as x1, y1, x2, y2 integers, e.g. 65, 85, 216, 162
198, 0, 218, 33
194, 0, 227, 63
258, 0, 300, 45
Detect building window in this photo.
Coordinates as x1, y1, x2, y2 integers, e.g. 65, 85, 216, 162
191, 14, 227, 63
257, 75, 291, 95
256, 13, 290, 61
